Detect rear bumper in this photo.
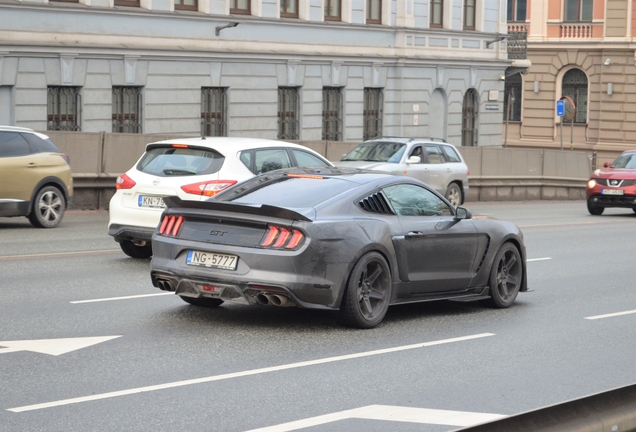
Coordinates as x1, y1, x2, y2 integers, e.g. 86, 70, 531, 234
108, 224, 155, 242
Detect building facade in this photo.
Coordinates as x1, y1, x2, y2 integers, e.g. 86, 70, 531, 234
0, 0, 513, 147
504, 0, 636, 161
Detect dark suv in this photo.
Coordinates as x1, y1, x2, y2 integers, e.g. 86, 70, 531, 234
0, 126, 73, 228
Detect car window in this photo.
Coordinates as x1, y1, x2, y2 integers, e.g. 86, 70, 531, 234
424, 145, 446, 164
230, 177, 351, 207
254, 149, 292, 174
0, 132, 30, 157
239, 151, 253, 173
408, 146, 423, 162
383, 184, 452, 217
137, 147, 224, 177
611, 153, 636, 169
341, 142, 406, 163
292, 149, 330, 167
22, 133, 61, 154
441, 145, 461, 163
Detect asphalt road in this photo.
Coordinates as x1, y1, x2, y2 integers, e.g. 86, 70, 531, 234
1, 201, 635, 432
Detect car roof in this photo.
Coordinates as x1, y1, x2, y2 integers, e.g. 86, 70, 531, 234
0, 125, 51, 140
147, 137, 324, 155
363, 136, 450, 145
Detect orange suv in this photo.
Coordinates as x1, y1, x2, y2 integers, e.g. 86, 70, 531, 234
0, 126, 73, 227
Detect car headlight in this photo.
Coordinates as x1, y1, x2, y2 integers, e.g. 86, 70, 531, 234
588, 179, 596, 188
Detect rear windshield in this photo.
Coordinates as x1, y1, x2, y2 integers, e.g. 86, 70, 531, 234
611, 153, 636, 169
341, 142, 406, 163
229, 177, 352, 208
137, 146, 224, 177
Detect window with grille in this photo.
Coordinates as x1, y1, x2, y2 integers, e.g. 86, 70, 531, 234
564, 0, 593, 21
230, 0, 250, 14
507, 0, 526, 21
47, 87, 81, 131
278, 87, 299, 140
464, 0, 476, 30
367, 0, 381, 24
114, 0, 140, 6
562, 69, 588, 123
325, 0, 341, 21
322, 87, 343, 141
281, 0, 299, 18
503, 74, 522, 122
363, 88, 383, 141
461, 88, 478, 147
430, 0, 443, 27
201, 87, 227, 137
175, 0, 197, 11
112, 87, 142, 134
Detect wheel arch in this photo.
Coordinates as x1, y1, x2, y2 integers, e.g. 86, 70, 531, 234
28, 177, 70, 214
497, 237, 528, 293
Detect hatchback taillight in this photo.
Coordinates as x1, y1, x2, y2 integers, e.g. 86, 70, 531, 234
116, 173, 136, 190
181, 180, 238, 197
159, 215, 184, 237
260, 225, 305, 249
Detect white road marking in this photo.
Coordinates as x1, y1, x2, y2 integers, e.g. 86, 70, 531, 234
7, 333, 495, 413
0, 249, 120, 260
243, 405, 506, 431
70, 293, 173, 304
585, 309, 636, 320
527, 257, 551, 262
0, 336, 122, 356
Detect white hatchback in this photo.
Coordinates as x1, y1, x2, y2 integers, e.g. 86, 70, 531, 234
108, 137, 333, 258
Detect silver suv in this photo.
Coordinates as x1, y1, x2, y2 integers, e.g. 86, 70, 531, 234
336, 137, 469, 206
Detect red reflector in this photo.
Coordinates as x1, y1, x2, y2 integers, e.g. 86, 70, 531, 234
201, 285, 216, 292
272, 228, 291, 248
261, 226, 279, 247
286, 230, 304, 249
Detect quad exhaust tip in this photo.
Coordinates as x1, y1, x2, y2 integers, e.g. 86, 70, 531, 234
256, 293, 292, 307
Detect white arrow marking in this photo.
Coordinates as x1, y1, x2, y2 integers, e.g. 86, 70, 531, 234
0, 336, 122, 356
243, 405, 506, 431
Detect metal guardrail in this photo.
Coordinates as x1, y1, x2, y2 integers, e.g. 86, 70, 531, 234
454, 383, 636, 432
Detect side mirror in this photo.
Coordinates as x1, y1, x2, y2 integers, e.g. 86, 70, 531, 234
407, 155, 421, 164
455, 206, 472, 220
604, 162, 610, 168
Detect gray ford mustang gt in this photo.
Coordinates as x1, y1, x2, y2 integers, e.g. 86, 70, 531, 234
150, 167, 528, 328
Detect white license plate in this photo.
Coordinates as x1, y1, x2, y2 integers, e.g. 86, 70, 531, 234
186, 250, 238, 270
601, 189, 624, 195
138, 195, 166, 208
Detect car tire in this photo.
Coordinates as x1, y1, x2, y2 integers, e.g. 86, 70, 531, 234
587, 199, 604, 215
482, 242, 522, 308
445, 183, 462, 207
119, 240, 153, 259
28, 185, 66, 228
339, 252, 392, 329
179, 296, 224, 307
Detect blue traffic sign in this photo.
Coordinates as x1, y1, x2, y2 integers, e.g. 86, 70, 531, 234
556, 100, 565, 117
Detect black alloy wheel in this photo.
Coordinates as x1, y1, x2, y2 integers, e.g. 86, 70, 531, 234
587, 199, 604, 215
28, 185, 66, 228
483, 242, 523, 308
119, 239, 153, 259
340, 252, 391, 329
179, 296, 224, 307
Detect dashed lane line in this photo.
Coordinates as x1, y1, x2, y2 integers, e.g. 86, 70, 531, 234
585, 309, 636, 320
7, 333, 495, 413
70, 293, 173, 304
0, 249, 120, 260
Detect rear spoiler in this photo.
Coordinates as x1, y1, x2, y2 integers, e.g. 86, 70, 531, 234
163, 196, 313, 222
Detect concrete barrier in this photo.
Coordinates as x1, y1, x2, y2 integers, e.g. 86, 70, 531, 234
41, 131, 592, 210
455, 383, 636, 431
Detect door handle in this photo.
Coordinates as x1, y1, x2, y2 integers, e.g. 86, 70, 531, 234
27, 163, 38, 168
407, 231, 424, 237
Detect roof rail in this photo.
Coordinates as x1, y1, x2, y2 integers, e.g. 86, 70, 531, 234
407, 137, 447, 143
0, 125, 34, 132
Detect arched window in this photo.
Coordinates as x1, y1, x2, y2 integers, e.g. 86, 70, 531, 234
504, 73, 522, 122
462, 88, 479, 146
562, 69, 588, 123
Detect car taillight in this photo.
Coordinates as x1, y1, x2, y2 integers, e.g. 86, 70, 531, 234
181, 180, 238, 197
159, 215, 184, 237
61, 154, 70, 165
260, 225, 305, 249
116, 173, 136, 190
